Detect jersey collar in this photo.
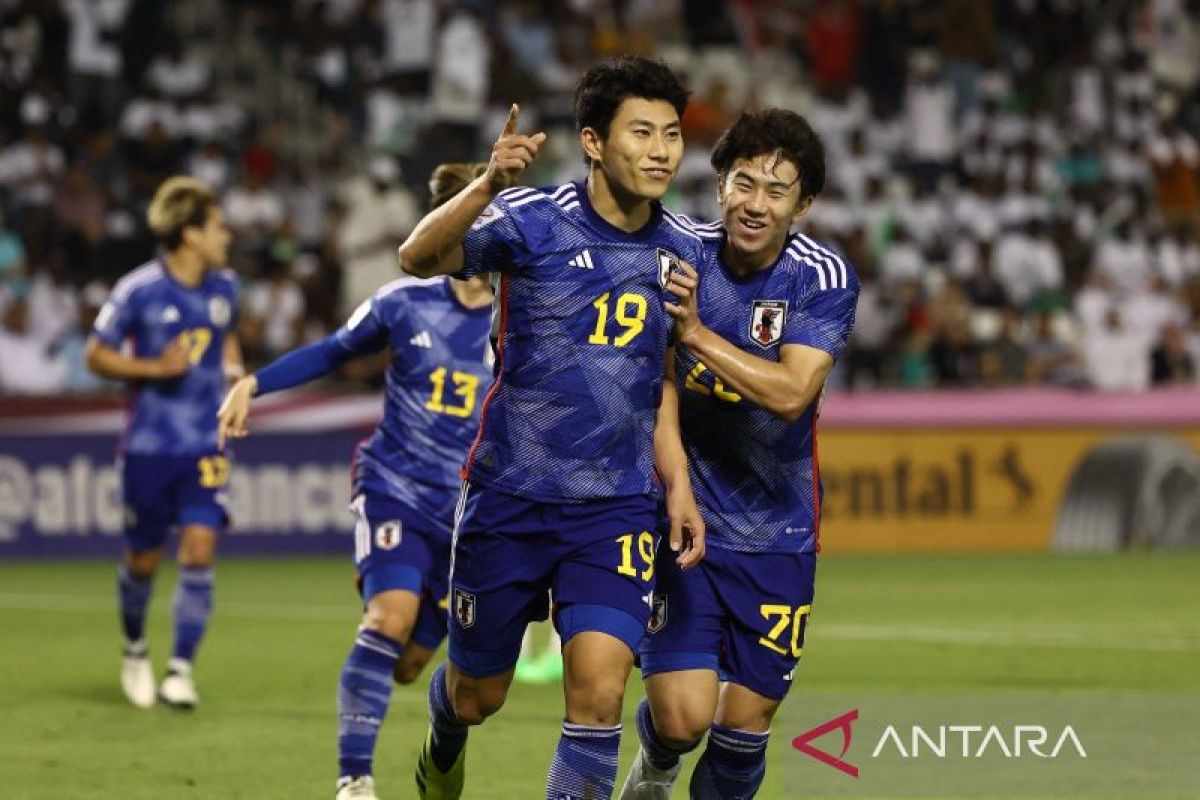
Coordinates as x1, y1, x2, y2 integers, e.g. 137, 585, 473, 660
574, 180, 664, 242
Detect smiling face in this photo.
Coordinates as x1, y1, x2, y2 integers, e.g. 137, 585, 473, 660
719, 152, 812, 271
582, 97, 683, 202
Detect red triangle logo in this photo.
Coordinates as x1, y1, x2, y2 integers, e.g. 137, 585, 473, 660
791, 708, 859, 778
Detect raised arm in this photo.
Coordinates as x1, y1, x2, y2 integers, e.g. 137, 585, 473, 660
653, 347, 705, 569
665, 261, 834, 423
397, 104, 546, 278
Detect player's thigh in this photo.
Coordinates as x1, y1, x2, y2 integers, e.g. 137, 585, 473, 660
644, 669, 720, 747
177, 452, 231, 539
405, 529, 453, 658
551, 493, 661, 658
561, 631, 634, 726
446, 483, 556, 679
720, 550, 817, 707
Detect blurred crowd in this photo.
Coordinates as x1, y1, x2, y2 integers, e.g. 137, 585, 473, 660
1, 0, 1199, 395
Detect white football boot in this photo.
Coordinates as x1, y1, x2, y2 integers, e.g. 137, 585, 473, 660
158, 658, 199, 709
335, 775, 378, 800
618, 746, 682, 799
120, 641, 156, 709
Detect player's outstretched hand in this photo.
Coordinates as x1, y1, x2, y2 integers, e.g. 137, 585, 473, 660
217, 375, 257, 450
485, 103, 547, 192
667, 489, 706, 570
663, 260, 703, 345
155, 340, 191, 379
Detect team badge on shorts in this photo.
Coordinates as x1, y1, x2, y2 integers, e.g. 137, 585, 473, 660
647, 594, 668, 634
374, 520, 402, 551
657, 248, 681, 289
452, 588, 476, 628
749, 299, 787, 348
209, 296, 232, 327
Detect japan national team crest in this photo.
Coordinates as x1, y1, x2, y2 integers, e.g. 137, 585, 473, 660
208, 296, 232, 327
647, 594, 668, 634
374, 520, 402, 551
749, 300, 787, 348
452, 588, 476, 628
657, 248, 681, 289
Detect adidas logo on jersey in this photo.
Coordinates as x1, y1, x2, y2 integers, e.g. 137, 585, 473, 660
161, 305, 181, 323
409, 331, 433, 348
568, 250, 595, 270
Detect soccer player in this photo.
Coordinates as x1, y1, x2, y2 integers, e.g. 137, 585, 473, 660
216, 163, 494, 800
618, 109, 860, 798
86, 176, 241, 710
398, 56, 706, 799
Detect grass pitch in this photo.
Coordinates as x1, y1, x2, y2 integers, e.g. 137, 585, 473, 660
0, 553, 1197, 799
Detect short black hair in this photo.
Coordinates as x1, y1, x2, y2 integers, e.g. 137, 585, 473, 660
575, 56, 690, 139
710, 109, 826, 202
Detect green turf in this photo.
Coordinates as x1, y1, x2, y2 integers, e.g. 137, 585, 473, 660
0, 553, 1197, 799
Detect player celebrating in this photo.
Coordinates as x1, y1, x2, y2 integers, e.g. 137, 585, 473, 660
398, 56, 706, 799
216, 163, 494, 800
619, 110, 860, 798
86, 176, 242, 710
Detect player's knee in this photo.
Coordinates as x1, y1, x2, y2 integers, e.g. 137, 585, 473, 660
653, 706, 709, 750
393, 652, 430, 685
566, 677, 626, 726
178, 530, 216, 567
450, 689, 506, 726
362, 608, 414, 644
125, 551, 159, 579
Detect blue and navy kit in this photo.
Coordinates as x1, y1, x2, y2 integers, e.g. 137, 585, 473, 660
447, 182, 705, 675
336, 276, 494, 535
457, 181, 705, 502
93, 259, 238, 457
253, 275, 493, 646
675, 230, 859, 555
641, 225, 859, 699
92, 259, 239, 549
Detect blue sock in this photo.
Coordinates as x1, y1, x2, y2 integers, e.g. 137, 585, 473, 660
636, 698, 699, 770
337, 628, 403, 779
545, 721, 621, 800
170, 566, 214, 663
427, 662, 468, 772
117, 564, 153, 645
689, 724, 770, 800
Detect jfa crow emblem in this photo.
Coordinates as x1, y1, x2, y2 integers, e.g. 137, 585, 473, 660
657, 248, 681, 289
209, 295, 232, 327
374, 520, 402, 551
750, 300, 787, 348
647, 594, 668, 634
453, 588, 476, 628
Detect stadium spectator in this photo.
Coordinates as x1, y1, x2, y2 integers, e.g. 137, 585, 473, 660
0, 296, 66, 394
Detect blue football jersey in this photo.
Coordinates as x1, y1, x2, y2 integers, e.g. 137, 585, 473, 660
457, 182, 705, 502
676, 228, 859, 554
93, 259, 238, 456
336, 277, 493, 528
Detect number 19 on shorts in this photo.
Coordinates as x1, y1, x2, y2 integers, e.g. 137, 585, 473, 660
616, 531, 655, 581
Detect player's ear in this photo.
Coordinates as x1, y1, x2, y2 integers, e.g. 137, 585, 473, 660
791, 195, 814, 225
579, 126, 603, 164
715, 172, 727, 205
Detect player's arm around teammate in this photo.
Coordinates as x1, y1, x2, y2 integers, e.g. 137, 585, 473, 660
622, 111, 860, 799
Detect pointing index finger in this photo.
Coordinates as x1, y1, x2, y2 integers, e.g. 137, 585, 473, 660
502, 103, 519, 137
